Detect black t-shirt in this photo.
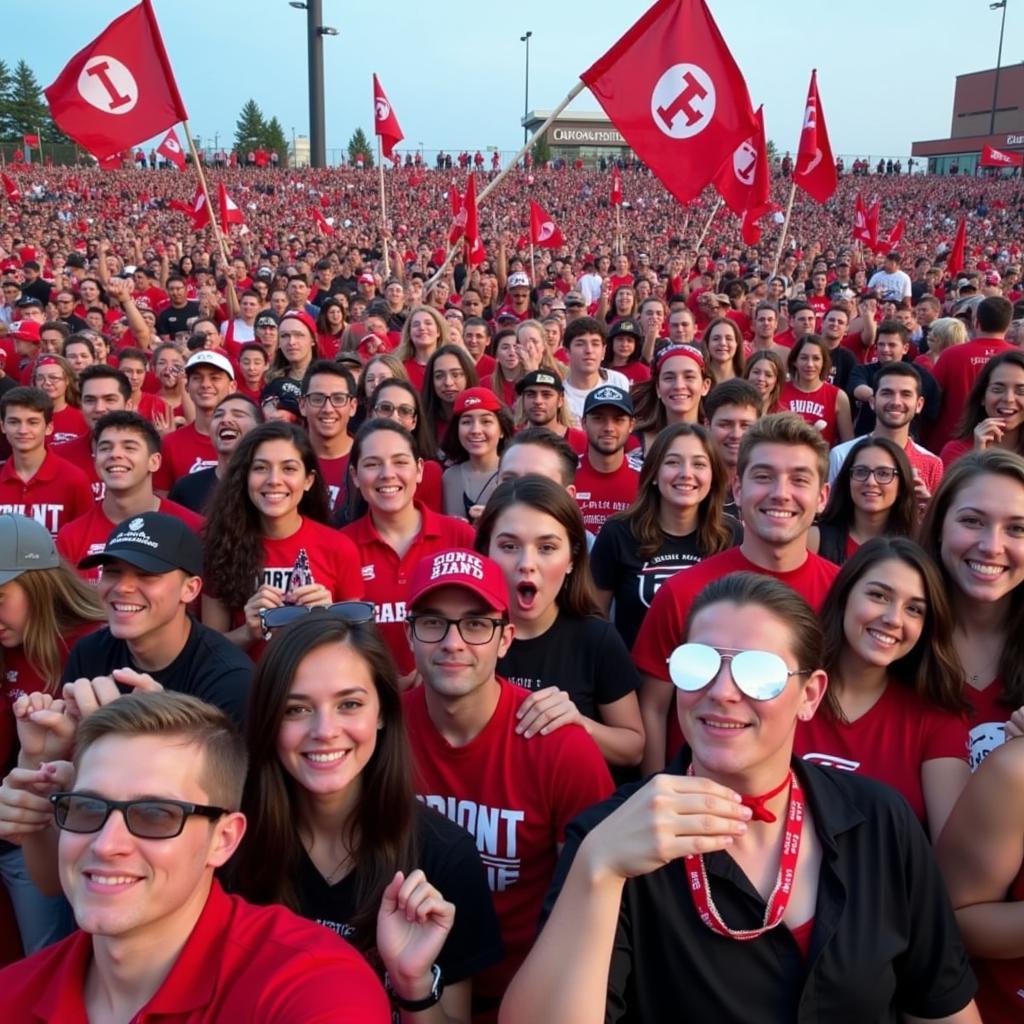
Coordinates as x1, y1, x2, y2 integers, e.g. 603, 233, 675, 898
590, 516, 742, 649
296, 804, 504, 985
64, 616, 251, 726
21, 278, 52, 305
156, 301, 200, 338
496, 613, 639, 720
825, 344, 856, 392
167, 466, 218, 513
58, 313, 89, 333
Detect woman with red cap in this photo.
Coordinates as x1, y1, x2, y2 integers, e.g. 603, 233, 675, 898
268, 310, 321, 384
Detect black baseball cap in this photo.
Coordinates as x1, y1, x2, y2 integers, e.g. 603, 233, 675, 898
260, 377, 302, 416
516, 369, 564, 394
79, 512, 203, 576
255, 312, 279, 329
608, 318, 642, 341
583, 384, 634, 417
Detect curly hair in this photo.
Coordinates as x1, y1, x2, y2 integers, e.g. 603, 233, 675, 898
203, 421, 330, 612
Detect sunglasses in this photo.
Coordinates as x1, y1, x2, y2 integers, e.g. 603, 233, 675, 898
259, 600, 376, 639
51, 792, 228, 840
667, 643, 811, 702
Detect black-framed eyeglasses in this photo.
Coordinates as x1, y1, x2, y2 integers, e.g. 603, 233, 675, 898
50, 792, 229, 840
260, 600, 376, 639
407, 614, 506, 645
850, 465, 899, 484
374, 400, 416, 419
303, 392, 353, 409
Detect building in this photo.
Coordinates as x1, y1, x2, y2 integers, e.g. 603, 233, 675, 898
911, 64, 1024, 174
290, 135, 311, 169
521, 110, 633, 166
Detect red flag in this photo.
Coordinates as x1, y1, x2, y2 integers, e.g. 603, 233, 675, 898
373, 74, 404, 159
581, 0, 754, 205
22, 134, 40, 148
156, 126, 185, 169
463, 173, 485, 267
187, 185, 210, 228
311, 208, 335, 236
884, 217, 905, 250
447, 185, 466, 245
529, 200, 566, 248
980, 144, 1023, 169
852, 192, 872, 245
98, 151, 125, 170
792, 69, 837, 204
713, 105, 766, 217
866, 200, 881, 252
946, 218, 967, 279
1, 174, 20, 203
610, 167, 623, 206
218, 183, 244, 233
44, 0, 188, 160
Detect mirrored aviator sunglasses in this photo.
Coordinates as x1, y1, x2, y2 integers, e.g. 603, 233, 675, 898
667, 643, 808, 702
260, 600, 376, 640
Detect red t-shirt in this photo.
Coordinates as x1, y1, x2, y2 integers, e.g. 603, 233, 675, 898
341, 503, 475, 674
633, 546, 839, 764
0, 880, 390, 1022
51, 433, 103, 502
794, 682, 969, 825
403, 679, 613, 1005
49, 405, 89, 446
134, 391, 172, 424
928, 338, 1014, 449
616, 361, 652, 384
258, 518, 363, 600
57, 498, 204, 583
939, 437, 973, 469
418, 459, 443, 513
964, 677, 1012, 771
563, 426, 588, 456
154, 423, 216, 491
0, 449, 94, 536
779, 380, 842, 446
315, 452, 351, 515
474, 354, 497, 378
773, 328, 797, 349
482, 373, 518, 408
573, 455, 640, 531
806, 294, 831, 326
403, 357, 428, 392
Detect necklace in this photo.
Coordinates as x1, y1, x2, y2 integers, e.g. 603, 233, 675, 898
683, 768, 804, 941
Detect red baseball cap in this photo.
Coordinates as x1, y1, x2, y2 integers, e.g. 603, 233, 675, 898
453, 387, 503, 415
7, 320, 41, 344
407, 548, 509, 615
279, 309, 317, 340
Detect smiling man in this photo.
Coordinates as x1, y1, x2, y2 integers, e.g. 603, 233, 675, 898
300, 361, 357, 514
633, 413, 839, 773
574, 385, 640, 531
0, 691, 389, 1021
561, 317, 629, 420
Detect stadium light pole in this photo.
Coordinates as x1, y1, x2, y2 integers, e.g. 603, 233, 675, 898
988, 0, 1008, 136
520, 31, 532, 146
289, 1, 337, 168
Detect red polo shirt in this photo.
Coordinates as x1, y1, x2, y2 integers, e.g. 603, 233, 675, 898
154, 423, 217, 491
0, 880, 390, 1022
0, 449, 93, 536
342, 502, 475, 674
51, 433, 104, 502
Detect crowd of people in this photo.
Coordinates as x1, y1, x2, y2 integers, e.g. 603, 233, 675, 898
0, 160, 1021, 1021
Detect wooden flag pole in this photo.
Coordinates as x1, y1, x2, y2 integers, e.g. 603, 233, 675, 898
772, 181, 797, 276
181, 122, 231, 268
426, 80, 586, 289
615, 204, 622, 255
530, 240, 536, 285
694, 197, 722, 250
377, 137, 391, 277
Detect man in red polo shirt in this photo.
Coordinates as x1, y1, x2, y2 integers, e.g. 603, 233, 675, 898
632, 412, 839, 773
0, 387, 92, 536
402, 549, 612, 1019
154, 351, 236, 493
0, 691, 389, 1021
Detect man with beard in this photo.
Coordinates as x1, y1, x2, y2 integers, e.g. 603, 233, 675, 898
516, 370, 587, 455
573, 386, 639, 532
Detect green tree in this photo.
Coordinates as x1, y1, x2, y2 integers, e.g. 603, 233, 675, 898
531, 136, 551, 165
347, 127, 373, 167
0, 59, 13, 140
766, 139, 779, 164
234, 99, 266, 154
265, 116, 288, 168
8, 60, 49, 140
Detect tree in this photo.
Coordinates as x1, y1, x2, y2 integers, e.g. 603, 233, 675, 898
8, 60, 49, 140
347, 128, 373, 167
234, 99, 266, 155
766, 139, 779, 165
265, 116, 288, 168
0, 59, 13, 140
532, 136, 551, 166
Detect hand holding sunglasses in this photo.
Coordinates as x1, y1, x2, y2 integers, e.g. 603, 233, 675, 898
259, 600, 376, 640
667, 644, 812, 702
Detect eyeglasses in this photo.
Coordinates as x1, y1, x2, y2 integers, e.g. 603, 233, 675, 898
303, 392, 353, 409
849, 465, 899, 484
407, 614, 506, 645
50, 792, 228, 840
259, 600, 376, 639
667, 643, 811, 702
374, 401, 416, 419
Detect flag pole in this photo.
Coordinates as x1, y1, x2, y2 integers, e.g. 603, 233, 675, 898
426, 80, 586, 289
694, 197, 722, 250
377, 137, 391, 277
615, 204, 621, 255
771, 181, 797, 276
181, 121, 231, 268
530, 240, 536, 285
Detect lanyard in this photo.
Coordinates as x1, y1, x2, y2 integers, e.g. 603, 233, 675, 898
683, 769, 804, 941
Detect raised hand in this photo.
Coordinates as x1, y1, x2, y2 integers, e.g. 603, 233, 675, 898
13, 693, 77, 768
62, 668, 164, 721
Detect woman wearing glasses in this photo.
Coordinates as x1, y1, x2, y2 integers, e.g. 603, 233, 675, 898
32, 355, 87, 445
809, 437, 916, 565
794, 538, 969, 838
501, 573, 981, 1024
201, 421, 363, 652
230, 614, 503, 1021
342, 420, 474, 684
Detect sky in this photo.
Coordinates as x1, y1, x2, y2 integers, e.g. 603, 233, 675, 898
10, 0, 1021, 161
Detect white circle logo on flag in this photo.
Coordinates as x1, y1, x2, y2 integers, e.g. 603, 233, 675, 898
538, 221, 555, 242
77, 56, 138, 115
164, 137, 180, 153
375, 98, 390, 122
651, 64, 715, 140
732, 138, 756, 186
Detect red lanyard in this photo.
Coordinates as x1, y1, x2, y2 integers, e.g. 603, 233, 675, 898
683, 769, 804, 941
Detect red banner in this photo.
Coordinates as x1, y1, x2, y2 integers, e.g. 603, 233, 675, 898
980, 144, 1023, 168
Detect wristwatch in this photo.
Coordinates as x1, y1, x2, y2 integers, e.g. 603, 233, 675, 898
384, 963, 444, 1011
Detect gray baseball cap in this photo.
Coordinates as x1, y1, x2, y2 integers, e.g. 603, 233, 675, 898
0, 514, 60, 585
